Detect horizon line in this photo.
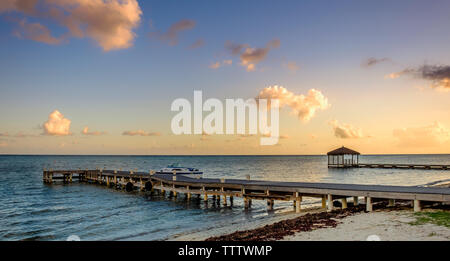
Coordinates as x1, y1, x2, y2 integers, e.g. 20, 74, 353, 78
1, 153, 450, 156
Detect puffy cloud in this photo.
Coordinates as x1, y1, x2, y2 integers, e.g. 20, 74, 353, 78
386, 65, 450, 91
188, 38, 204, 49
226, 39, 280, 71
43, 110, 71, 136
82, 126, 107, 136
0, 141, 7, 148
122, 130, 161, 136
14, 19, 62, 44
362, 57, 390, 67
329, 120, 364, 139
150, 19, 196, 46
1, 0, 142, 51
393, 122, 450, 147
256, 85, 330, 122
0, 132, 9, 137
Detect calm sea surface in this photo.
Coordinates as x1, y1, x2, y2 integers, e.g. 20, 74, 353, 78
1, 155, 449, 241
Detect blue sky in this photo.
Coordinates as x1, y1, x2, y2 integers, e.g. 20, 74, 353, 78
0, 0, 450, 154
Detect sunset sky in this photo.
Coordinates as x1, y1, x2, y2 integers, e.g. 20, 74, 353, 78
1, 0, 450, 155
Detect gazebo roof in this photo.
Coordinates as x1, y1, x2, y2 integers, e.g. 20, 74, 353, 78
327, 146, 360, 155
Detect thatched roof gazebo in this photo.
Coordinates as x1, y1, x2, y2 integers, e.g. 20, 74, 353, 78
327, 146, 360, 168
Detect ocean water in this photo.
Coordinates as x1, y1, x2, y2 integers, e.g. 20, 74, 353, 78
0, 155, 449, 241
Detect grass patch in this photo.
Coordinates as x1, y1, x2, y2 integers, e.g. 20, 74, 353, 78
409, 211, 450, 228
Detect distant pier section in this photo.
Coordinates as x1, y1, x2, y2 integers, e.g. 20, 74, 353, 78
327, 146, 450, 170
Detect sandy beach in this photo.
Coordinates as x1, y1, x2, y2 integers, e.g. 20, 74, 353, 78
283, 210, 450, 241
172, 204, 450, 241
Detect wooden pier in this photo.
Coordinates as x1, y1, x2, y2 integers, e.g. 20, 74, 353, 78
356, 163, 450, 170
43, 168, 450, 213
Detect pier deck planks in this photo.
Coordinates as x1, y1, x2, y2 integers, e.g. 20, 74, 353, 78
43, 169, 450, 212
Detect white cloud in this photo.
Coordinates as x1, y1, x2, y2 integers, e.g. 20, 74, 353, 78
329, 120, 364, 139
82, 126, 107, 136
43, 110, 71, 136
256, 85, 330, 122
209, 59, 232, 69
393, 122, 450, 147
226, 39, 280, 72
122, 130, 161, 136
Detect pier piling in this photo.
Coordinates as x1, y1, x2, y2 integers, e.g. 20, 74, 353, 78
341, 198, 348, 209
327, 194, 333, 211
366, 197, 373, 212
388, 199, 395, 207
353, 196, 359, 206
414, 200, 422, 212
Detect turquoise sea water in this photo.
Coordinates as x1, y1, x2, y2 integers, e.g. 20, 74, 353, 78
0, 155, 449, 241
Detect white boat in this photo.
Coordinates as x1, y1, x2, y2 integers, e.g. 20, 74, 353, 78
156, 164, 203, 178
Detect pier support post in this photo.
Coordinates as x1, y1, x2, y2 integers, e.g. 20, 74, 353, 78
353, 196, 359, 206
341, 198, 348, 209
414, 200, 421, 212
366, 197, 373, 212
204, 193, 208, 201
322, 196, 327, 209
388, 199, 395, 207
244, 197, 250, 209
187, 186, 191, 199
70, 174, 73, 183
295, 198, 302, 213
327, 194, 333, 211
267, 199, 274, 211
223, 195, 227, 205
215, 195, 220, 206
294, 193, 302, 213
106, 176, 110, 187
230, 196, 234, 205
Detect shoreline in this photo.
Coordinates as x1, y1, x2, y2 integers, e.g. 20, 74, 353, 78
171, 202, 450, 241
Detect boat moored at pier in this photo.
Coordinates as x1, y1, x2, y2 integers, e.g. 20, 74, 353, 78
156, 164, 203, 178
